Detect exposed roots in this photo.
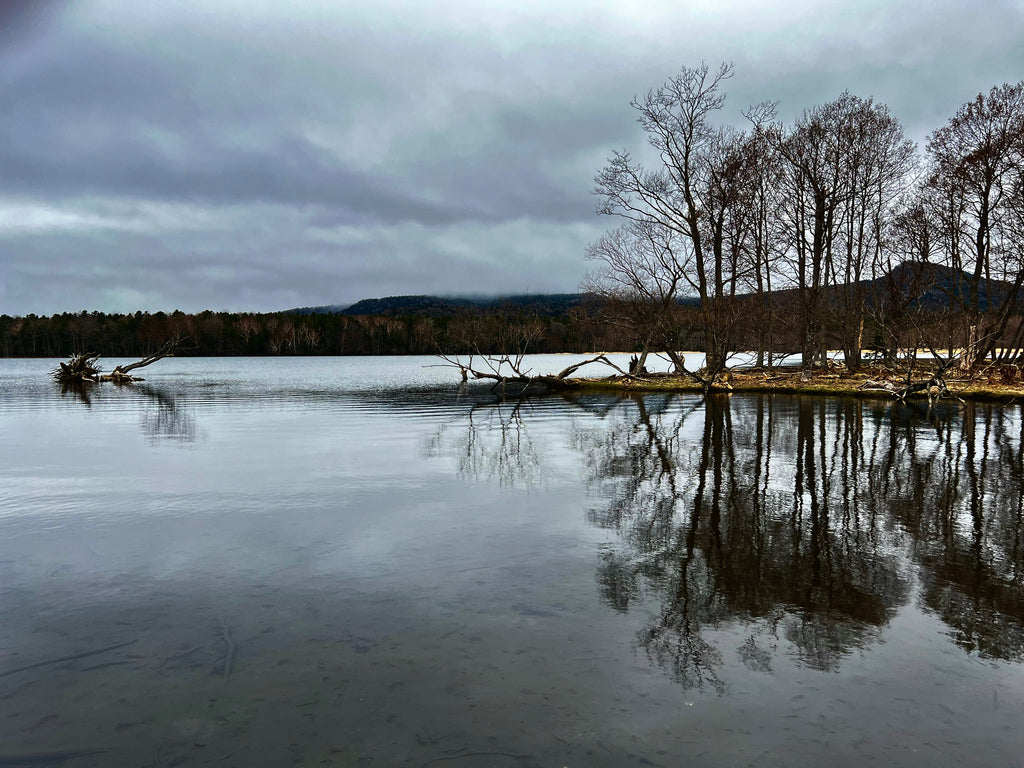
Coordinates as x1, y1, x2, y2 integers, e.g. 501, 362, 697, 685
53, 353, 102, 384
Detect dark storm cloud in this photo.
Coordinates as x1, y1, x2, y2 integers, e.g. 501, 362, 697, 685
1, 0, 1023, 315
0, 38, 451, 223
0, 18, 616, 227
0, 0, 66, 42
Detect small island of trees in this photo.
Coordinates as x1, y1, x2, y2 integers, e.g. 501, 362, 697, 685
582, 64, 1024, 386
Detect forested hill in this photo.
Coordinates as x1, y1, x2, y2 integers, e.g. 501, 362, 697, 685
289, 293, 597, 318
763, 261, 1023, 312
291, 262, 1019, 318
874, 261, 1020, 311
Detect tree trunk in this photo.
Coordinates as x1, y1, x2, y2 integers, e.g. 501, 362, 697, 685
962, 323, 978, 371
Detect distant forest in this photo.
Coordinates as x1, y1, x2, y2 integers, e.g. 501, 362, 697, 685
0, 298, 633, 358
4, 262, 1024, 361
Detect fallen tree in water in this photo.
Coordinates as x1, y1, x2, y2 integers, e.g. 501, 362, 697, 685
436, 349, 643, 393
53, 339, 181, 385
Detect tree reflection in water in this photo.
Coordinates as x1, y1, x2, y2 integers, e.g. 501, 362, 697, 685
59, 380, 196, 443
430, 391, 1024, 689
577, 394, 914, 688
423, 398, 543, 487
134, 384, 196, 443
884, 402, 1024, 660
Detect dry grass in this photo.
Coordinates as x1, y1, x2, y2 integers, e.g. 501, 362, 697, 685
566, 364, 1024, 404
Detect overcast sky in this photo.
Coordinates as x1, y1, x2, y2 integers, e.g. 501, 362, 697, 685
2, 0, 1023, 315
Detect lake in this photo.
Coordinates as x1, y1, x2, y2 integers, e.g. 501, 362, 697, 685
1, 355, 1023, 767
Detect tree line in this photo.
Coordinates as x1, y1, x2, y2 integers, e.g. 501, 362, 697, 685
4, 292, 920, 362
588, 63, 1024, 377
0, 305, 643, 359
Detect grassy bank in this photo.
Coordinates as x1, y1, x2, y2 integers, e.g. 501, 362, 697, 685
563, 365, 1024, 405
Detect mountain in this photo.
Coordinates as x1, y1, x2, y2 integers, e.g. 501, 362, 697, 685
875, 260, 1021, 311
286, 263, 1022, 318
288, 293, 598, 317
795, 261, 1021, 311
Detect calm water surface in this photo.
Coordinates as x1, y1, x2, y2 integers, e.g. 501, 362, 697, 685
1, 356, 1024, 767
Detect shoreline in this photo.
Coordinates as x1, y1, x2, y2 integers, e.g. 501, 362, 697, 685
553, 366, 1024, 405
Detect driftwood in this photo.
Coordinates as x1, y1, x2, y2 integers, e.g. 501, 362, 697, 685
52, 339, 181, 385
103, 338, 180, 382
0, 639, 136, 679
858, 347, 965, 410
438, 349, 742, 397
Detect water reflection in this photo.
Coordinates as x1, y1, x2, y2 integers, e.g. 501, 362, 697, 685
424, 398, 543, 486
58, 380, 196, 443
59, 380, 96, 406
134, 384, 196, 443
6, 362, 1024, 765
895, 403, 1024, 660
430, 391, 1024, 687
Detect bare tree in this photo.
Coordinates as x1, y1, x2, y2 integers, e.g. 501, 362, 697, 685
773, 92, 916, 374
925, 81, 1024, 369
740, 104, 787, 366
593, 62, 745, 376
583, 220, 692, 374
869, 194, 942, 364
831, 98, 917, 370
776, 103, 842, 373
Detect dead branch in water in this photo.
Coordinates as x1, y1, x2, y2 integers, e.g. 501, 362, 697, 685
52, 338, 183, 385
858, 343, 966, 413
102, 337, 182, 382
436, 351, 645, 393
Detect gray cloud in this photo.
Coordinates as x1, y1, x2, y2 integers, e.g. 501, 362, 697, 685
2, 0, 1023, 315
